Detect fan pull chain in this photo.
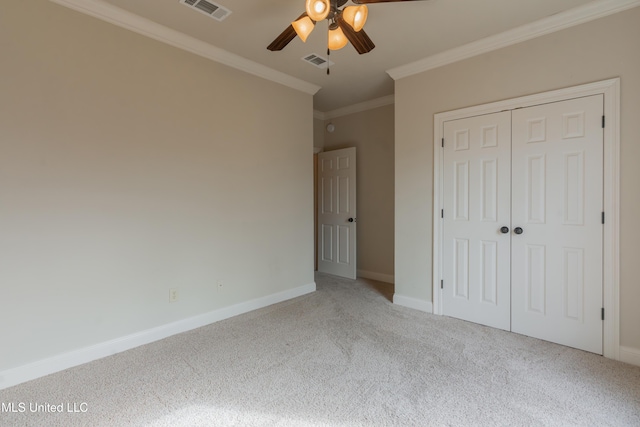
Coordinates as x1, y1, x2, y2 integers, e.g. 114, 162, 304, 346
326, 19, 331, 75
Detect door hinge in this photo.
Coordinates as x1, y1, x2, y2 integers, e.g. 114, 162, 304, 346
441, 138, 444, 148
602, 211, 605, 224
602, 115, 605, 128
440, 280, 443, 289
601, 307, 605, 320
441, 209, 444, 218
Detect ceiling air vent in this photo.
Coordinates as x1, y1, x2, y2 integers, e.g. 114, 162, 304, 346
180, 0, 231, 21
302, 54, 334, 69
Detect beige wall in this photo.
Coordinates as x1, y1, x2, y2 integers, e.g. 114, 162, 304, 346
324, 105, 395, 279
395, 8, 640, 350
0, 1, 314, 374
313, 117, 325, 152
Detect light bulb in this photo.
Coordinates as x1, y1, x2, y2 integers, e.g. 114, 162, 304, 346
342, 5, 368, 32
328, 25, 348, 50
292, 16, 315, 42
305, 0, 330, 22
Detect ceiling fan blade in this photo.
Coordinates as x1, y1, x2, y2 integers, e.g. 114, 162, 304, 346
267, 25, 296, 51
267, 13, 307, 51
352, 0, 424, 3
337, 18, 375, 54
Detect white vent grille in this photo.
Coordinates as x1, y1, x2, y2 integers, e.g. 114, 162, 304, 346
302, 54, 334, 69
181, 0, 231, 21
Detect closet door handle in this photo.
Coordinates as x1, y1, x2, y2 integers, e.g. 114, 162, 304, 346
514, 227, 523, 235
500, 226, 509, 234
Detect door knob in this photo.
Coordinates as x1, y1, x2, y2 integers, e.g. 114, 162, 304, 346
514, 227, 523, 235
500, 226, 509, 234
348, 218, 355, 223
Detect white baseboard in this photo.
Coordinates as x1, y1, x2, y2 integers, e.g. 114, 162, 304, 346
619, 346, 640, 367
393, 293, 433, 313
0, 282, 316, 391
357, 270, 394, 284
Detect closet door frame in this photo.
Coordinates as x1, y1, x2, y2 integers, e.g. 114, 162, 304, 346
432, 78, 620, 360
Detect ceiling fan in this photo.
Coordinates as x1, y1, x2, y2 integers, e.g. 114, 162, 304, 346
267, 0, 423, 55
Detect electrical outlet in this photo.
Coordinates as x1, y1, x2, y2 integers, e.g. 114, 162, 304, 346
169, 288, 179, 303
217, 281, 223, 292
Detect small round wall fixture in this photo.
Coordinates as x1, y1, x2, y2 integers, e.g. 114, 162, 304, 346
326, 123, 335, 133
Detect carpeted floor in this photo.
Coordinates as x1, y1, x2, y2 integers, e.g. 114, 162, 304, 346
1, 273, 639, 426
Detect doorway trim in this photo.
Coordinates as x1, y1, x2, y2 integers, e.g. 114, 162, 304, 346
432, 78, 620, 360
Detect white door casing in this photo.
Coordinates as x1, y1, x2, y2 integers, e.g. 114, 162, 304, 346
433, 79, 619, 359
511, 95, 604, 354
317, 147, 357, 279
442, 111, 512, 331
433, 79, 620, 359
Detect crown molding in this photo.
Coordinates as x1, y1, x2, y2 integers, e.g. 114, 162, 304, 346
317, 95, 395, 120
313, 110, 326, 120
49, 0, 321, 95
387, 0, 640, 80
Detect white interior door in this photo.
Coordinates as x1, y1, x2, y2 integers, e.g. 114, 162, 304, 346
511, 95, 603, 354
442, 111, 511, 331
317, 148, 357, 279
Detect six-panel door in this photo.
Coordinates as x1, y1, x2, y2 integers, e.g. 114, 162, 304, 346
511, 95, 603, 354
443, 111, 512, 331
317, 147, 357, 279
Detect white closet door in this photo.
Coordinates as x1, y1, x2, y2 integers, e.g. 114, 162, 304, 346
442, 111, 512, 330
511, 95, 604, 354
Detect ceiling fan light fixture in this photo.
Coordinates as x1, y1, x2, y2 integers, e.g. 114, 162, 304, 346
305, 0, 330, 22
328, 24, 348, 51
342, 5, 368, 32
292, 15, 315, 42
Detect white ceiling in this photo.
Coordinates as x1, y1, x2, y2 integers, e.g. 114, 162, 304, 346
60, 0, 619, 112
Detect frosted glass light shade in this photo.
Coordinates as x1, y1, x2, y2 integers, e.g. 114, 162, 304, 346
342, 5, 368, 32
292, 16, 315, 42
305, 0, 330, 21
328, 26, 348, 50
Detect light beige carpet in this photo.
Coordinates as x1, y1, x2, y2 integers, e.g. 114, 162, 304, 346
1, 273, 639, 426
